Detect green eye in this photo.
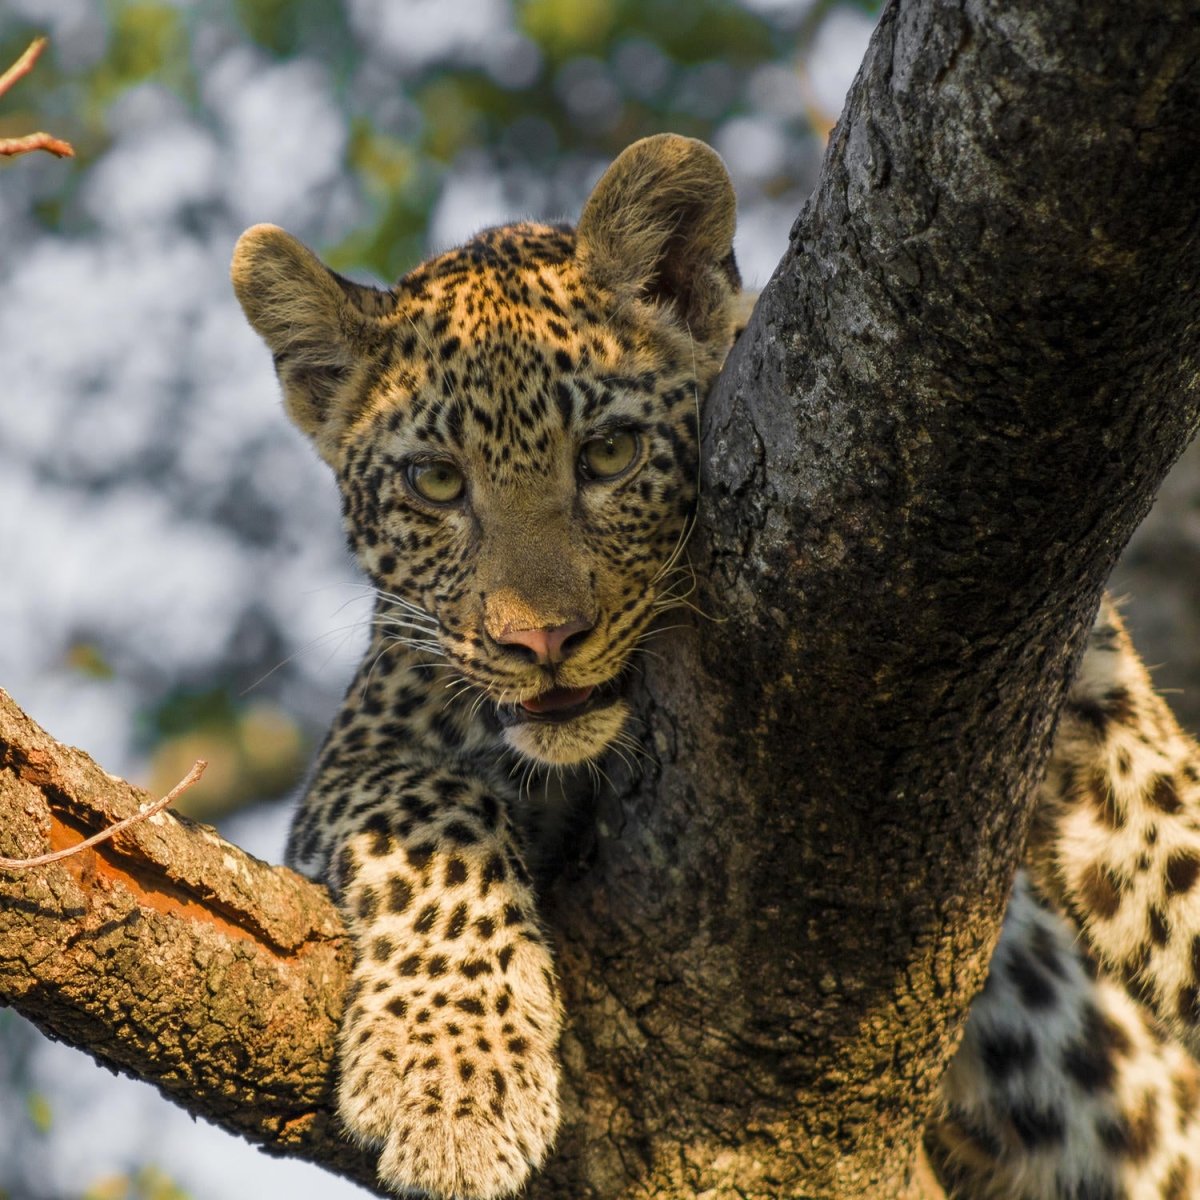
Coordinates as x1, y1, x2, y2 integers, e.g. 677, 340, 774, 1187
407, 460, 465, 504
579, 430, 639, 481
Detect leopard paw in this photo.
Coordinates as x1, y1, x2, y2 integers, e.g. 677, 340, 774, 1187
338, 955, 562, 1198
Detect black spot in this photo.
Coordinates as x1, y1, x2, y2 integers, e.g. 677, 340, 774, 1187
1150, 906, 1170, 946
1068, 697, 1109, 736
1006, 947, 1057, 1009
1063, 1009, 1119, 1093
398, 954, 422, 976
1100, 1091, 1159, 1161
1177, 984, 1200, 1025
1103, 686, 1136, 724
1028, 921, 1066, 978
1008, 1104, 1065, 1149
1150, 773, 1182, 814
980, 1031, 1037, 1080
1080, 862, 1122, 918
1089, 775, 1123, 828
1164, 1159, 1190, 1200
444, 821, 480, 845
554, 381, 574, 427
407, 842, 435, 871
388, 876, 413, 914
365, 813, 392, 856
445, 857, 468, 887
386, 996, 408, 1018
415, 904, 440, 934
1167, 851, 1200, 896
357, 887, 378, 921
1173, 1071, 1200, 1122
445, 903, 469, 940
481, 854, 507, 894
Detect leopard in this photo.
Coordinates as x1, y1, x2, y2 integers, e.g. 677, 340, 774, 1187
232, 134, 1200, 1200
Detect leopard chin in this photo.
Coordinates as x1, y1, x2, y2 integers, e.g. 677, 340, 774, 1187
501, 698, 631, 766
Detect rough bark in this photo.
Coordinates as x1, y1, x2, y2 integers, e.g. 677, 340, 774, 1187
542, 0, 1200, 1195
0, 690, 379, 1193
3, 0, 1200, 1197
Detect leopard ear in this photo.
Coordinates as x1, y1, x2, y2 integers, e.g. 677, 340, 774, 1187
232, 225, 395, 462
575, 134, 739, 342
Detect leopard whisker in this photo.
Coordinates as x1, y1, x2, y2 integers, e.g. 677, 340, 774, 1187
239, 617, 378, 696
358, 638, 405, 700
636, 623, 688, 643
633, 644, 664, 663
611, 730, 653, 769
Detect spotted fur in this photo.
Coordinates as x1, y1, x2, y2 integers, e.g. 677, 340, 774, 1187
234, 136, 1200, 1199
932, 602, 1200, 1199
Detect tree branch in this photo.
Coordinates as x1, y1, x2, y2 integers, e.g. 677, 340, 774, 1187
0, 759, 205, 869
0, 689, 380, 1193
0, 38, 74, 160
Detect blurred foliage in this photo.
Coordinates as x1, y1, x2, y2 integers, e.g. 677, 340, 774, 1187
25, 1090, 53, 1134
83, 1167, 193, 1200
235, 0, 355, 61
3, 0, 882, 276
89, 2, 194, 110
66, 640, 116, 679
140, 689, 308, 821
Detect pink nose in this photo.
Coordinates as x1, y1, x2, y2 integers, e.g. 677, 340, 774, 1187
496, 617, 593, 665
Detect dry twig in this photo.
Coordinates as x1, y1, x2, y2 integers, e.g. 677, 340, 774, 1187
0, 759, 206, 868
0, 37, 74, 160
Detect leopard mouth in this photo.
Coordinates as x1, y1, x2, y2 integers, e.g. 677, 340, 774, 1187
495, 676, 624, 727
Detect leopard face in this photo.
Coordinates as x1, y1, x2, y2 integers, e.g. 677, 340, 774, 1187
233, 135, 740, 766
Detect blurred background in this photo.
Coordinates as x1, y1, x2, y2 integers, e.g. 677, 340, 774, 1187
0, 1, 1197, 1197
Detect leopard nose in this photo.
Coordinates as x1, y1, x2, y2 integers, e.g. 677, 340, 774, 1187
496, 617, 593, 665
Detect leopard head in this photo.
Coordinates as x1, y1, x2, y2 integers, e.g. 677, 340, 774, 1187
232, 134, 739, 765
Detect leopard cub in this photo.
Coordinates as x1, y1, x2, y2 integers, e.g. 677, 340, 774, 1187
233, 134, 740, 1198
236, 134, 1200, 1200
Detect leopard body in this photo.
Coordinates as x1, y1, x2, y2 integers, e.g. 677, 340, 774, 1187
233, 135, 1200, 1200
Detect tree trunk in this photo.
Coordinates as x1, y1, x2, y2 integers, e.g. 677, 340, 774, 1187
3, 0, 1200, 1196
541, 0, 1200, 1194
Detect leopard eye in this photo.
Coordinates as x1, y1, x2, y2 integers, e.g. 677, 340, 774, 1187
407, 460, 465, 504
579, 430, 639, 481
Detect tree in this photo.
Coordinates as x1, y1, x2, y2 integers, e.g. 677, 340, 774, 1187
3, 0, 1200, 1196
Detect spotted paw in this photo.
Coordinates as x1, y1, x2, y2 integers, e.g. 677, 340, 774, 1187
337, 945, 562, 1199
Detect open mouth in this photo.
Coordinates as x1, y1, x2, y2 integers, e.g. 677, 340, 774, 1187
496, 676, 624, 726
